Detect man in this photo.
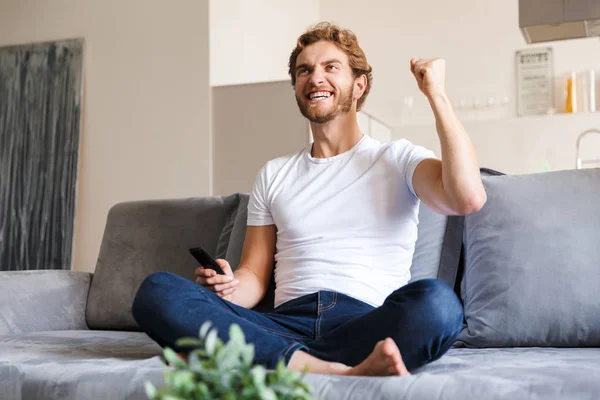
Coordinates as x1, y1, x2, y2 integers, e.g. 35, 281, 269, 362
132, 22, 486, 376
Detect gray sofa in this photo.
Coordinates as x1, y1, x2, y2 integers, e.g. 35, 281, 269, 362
1, 167, 600, 400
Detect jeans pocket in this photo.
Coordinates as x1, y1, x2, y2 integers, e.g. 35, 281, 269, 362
272, 293, 318, 314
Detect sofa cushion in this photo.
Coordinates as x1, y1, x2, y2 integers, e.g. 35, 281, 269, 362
0, 330, 161, 358
215, 193, 249, 271
214, 193, 242, 266
457, 168, 600, 347
0, 270, 90, 335
225, 194, 250, 270
0, 330, 163, 400
441, 168, 505, 297
302, 347, 600, 400
409, 202, 450, 283
2, 333, 600, 399
86, 197, 228, 331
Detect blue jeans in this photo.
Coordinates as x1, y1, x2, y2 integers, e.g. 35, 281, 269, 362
132, 272, 463, 371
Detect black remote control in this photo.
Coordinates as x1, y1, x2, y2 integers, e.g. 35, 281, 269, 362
189, 247, 226, 275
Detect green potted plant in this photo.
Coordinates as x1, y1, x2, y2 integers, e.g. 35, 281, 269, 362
145, 322, 313, 400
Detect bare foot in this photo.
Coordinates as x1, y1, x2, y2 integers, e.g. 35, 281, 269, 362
345, 338, 410, 376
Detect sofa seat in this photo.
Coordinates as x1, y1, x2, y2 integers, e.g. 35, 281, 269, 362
1, 331, 600, 400
0, 330, 162, 358
302, 347, 600, 400
0, 331, 164, 400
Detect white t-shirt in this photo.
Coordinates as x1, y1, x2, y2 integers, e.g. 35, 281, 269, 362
247, 134, 436, 308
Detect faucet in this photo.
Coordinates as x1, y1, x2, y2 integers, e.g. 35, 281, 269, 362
576, 129, 600, 169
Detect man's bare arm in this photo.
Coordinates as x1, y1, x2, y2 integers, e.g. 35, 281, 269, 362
229, 225, 277, 309
409, 58, 486, 216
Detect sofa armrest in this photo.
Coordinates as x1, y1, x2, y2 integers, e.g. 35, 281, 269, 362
0, 270, 92, 335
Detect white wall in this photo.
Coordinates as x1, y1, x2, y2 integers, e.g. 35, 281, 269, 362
320, 0, 600, 174
320, 0, 600, 126
358, 112, 393, 142
0, 0, 211, 273
210, 0, 320, 86
213, 82, 309, 195
395, 113, 600, 175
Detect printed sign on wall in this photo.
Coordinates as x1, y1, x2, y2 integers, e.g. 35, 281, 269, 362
516, 47, 554, 116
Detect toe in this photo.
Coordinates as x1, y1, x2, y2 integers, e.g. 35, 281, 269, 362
397, 362, 410, 376
382, 338, 396, 355
383, 339, 401, 360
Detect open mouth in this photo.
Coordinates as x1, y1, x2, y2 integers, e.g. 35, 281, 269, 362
306, 91, 333, 102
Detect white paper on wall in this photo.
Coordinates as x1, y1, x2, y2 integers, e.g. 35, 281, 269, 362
516, 47, 554, 116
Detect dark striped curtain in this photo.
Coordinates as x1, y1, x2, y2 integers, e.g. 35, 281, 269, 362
0, 39, 83, 271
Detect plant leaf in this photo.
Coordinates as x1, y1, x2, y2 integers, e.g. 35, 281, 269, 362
170, 370, 194, 394
269, 383, 291, 397
199, 321, 212, 339
241, 343, 254, 366
241, 386, 257, 398
148, 322, 313, 400
251, 365, 267, 387
196, 381, 210, 398
175, 337, 203, 347
189, 348, 207, 363
223, 392, 237, 400
144, 381, 157, 399
205, 329, 218, 357
229, 323, 245, 345
276, 358, 286, 375
162, 395, 187, 400
289, 383, 312, 399
188, 353, 203, 372
163, 348, 187, 369
216, 349, 239, 373
258, 386, 278, 400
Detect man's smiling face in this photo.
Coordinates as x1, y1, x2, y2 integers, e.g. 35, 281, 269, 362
294, 41, 356, 124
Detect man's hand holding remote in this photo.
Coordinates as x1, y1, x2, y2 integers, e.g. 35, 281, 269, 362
195, 259, 239, 301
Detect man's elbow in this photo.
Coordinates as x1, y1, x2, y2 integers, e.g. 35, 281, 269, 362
456, 190, 487, 215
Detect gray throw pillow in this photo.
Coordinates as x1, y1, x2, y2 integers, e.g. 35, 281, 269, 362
214, 193, 241, 265
215, 193, 249, 272
457, 168, 600, 347
438, 168, 505, 297
86, 197, 227, 330
225, 194, 250, 271
409, 202, 449, 282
